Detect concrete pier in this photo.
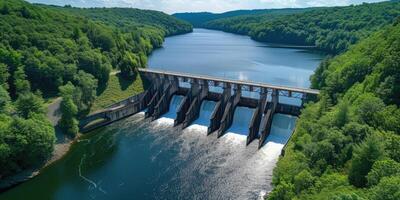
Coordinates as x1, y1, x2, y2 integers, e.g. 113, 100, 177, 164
258, 89, 279, 149
208, 83, 231, 134
247, 89, 268, 145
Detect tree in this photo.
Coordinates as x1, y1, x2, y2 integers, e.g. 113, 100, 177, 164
331, 193, 366, 200
367, 159, 400, 186
349, 135, 385, 187
119, 52, 140, 77
371, 176, 400, 200
73, 71, 98, 112
59, 97, 79, 137
7, 114, 55, 170
15, 92, 46, 118
0, 63, 9, 89
355, 93, 385, 126
293, 170, 315, 194
0, 85, 11, 113
77, 50, 111, 84
268, 181, 295, 200
335, 100, 350, 127
0, 4, 10, 15
59, 83, 79, 136
13, 66, 31, 96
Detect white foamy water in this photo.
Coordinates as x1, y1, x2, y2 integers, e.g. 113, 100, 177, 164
260, 113, 297, 162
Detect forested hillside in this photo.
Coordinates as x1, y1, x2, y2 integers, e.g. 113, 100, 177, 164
205, 1, 400, 54
58, 7, 193, 36
173, 8, 311, 27
268, 19, 400, 200
0, 0, 191, 178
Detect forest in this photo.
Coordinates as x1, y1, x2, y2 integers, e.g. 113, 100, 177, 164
0, 0, 191, 178
204, 1, 400, 54
267, 17, 400, 200
173, 8, 312, 28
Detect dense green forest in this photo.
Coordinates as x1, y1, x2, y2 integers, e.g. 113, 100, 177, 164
268, 19, 400, 200
58, 6, 193, 37
0, 0, 191, 178
204, 1, 400, 54
173, 8, 312, 27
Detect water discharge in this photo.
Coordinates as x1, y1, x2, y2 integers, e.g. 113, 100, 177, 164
227, 106, 255, 136
192, 100, 217, 127
159, 95, 184, 120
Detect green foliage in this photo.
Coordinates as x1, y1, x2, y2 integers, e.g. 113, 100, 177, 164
173, 8, 311, 27
58, 82, 79, 136
73, 71, 98, 113
204, 1, 400, 54
294, 170, 315, 194
0, 114, 55, 177
77, 50, 111, 84
331, 193, 366, 200
64, 7, 192, 36
335, 100, 350, 127
370, 176, 400, 200
15, 92, 46, 118
90, 73, 145, 112
354, 93, 385, 126
367, 159, 400, 186
0, 63, 9, 89
269, 21, 400, 199
119, 52, 140, 77
13, 66, 30, 96
59, 97, 79, 137
268, 181, 295, 200
0, 85, 10, 113
348, 135, 385, 187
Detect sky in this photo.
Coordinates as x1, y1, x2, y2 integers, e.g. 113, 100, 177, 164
27, 0, 386, 14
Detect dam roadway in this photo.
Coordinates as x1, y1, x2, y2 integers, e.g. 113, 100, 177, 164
138, 68, 320, 95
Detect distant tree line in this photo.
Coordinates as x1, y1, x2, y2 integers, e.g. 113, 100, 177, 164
205, 1, 400, 54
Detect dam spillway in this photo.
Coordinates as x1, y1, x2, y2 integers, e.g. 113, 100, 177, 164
80, 68, 319, 150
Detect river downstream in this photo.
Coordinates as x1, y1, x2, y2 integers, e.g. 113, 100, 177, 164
0, 29, 323, 200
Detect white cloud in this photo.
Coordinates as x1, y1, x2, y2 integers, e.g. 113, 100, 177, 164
27, 0, 386, 14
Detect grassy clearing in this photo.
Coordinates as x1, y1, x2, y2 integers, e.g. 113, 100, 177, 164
90, 73, 145, 113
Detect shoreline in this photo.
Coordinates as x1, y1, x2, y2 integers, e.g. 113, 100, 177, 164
0, 135, 77, 192
0, 98, 79, 192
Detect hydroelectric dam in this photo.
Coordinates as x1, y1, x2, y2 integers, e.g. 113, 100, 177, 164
80, 68, 319, 149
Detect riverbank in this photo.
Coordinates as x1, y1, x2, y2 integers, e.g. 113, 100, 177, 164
0, 72, 146, 191
0, 98, 74, 191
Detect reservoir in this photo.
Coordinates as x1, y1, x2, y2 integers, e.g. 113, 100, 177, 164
0, 29, 323, 200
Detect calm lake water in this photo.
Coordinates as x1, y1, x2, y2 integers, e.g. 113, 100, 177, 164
149, 29, 323, 88
0, 29, 323, 200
